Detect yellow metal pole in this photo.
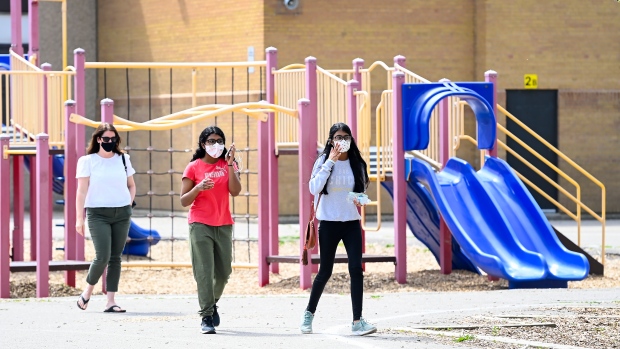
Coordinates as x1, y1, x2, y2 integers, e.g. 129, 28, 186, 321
61, 0, 67, 105
191, 69, 197, 148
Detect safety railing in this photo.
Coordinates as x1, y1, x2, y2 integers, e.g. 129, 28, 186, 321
327, 69, 354, 83
1, 50, 72, 148
455, 103, 607, 264
273, 64, 305, 153
316, 67, 348, 145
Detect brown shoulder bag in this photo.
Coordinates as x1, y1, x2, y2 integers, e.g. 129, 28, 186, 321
302, 194, 322, 265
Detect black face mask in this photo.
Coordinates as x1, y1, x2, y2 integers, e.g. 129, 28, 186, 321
101, 142, 115, 153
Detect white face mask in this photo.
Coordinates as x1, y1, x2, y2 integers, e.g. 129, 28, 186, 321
205, 143, 225, 158
337, 139, 351, 153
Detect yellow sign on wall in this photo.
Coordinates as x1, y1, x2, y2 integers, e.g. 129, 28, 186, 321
524, 74, 538, 89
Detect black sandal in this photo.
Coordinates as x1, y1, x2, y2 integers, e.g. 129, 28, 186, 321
76, 295, 90, 310
103, 305, 126, 313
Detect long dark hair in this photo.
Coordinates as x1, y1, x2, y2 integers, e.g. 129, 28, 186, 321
190, 126, 228, 162
87, 123, 123, 155
317, 122, 369, 195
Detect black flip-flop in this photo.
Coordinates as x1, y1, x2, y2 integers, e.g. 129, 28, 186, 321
103, 305, 126, 313
76, 295, 90, 310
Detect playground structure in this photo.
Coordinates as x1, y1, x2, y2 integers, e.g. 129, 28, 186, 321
0, 1, 608, 296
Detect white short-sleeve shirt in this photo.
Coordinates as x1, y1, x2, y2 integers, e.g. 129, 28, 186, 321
76, 153, 136, 208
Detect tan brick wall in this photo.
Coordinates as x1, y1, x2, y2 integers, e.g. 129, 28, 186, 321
475, 0, 620, 91
265, 0, 477, 215
96, 0, 620, 217
97, 0, 265, 213
557, 91, 620, 213
476, 0, 620, 214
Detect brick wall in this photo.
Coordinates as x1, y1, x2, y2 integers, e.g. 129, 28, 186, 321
476, 0, 620, 214
94, 0, 620, 216
265, 0, 477, 215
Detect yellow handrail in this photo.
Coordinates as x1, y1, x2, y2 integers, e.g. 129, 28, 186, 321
85, 61, 267, 69
496, 104, 605, 263
457, 104, 606, 264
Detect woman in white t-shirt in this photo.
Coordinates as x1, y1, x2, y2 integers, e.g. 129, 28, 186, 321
75, 123, 136, 313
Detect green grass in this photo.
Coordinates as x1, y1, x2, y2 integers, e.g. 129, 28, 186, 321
370, 295, 382, 299
279, 236, 300, 245
454, 334, 474, 342
385, 244, 394, 248
492, 326, 500, 336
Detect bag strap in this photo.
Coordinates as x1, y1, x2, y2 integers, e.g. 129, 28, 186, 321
121, 153, 127, 173
309, 193, 322, 222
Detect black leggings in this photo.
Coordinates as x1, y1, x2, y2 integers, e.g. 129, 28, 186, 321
306, 220, 363, 321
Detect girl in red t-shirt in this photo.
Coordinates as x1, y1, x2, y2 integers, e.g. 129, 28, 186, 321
180, 126, 241, 334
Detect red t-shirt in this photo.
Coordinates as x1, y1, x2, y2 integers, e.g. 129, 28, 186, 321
182, 158, 234, 226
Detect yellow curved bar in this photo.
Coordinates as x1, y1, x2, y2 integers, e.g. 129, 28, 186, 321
279, 63, 306, 71
85, 61, 267, 69
73, 103, 297, 132
70, 114, 133, 132
362, 61, 393, 73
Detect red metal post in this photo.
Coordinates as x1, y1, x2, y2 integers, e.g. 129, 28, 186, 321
0, 136, 11, 298
64, 100, 77, 286
74, 49, 86, 261
305, 57, 319, 275
392, 68, 407, 284
298, 98, 314, 290
265, 47, 279, 274
12, 155, 24, 261
36, 133, 51, 297
438, 78, 453, 275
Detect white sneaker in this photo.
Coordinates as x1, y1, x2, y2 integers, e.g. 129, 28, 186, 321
351, 317, 377, 336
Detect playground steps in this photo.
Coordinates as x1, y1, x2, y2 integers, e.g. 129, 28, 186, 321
267, 253, 396, 264
10, 260, 91, 272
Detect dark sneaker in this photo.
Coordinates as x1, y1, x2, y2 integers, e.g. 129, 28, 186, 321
201, 316, 216, 334
213, 305, 220, 327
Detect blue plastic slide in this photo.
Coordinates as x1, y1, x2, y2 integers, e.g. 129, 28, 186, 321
406, 157, 589, 288
123, 220, 161, 256
381, 180, 479, 273
477, 157, 589, 283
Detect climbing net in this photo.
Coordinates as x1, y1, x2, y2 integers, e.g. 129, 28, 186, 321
76, 64, 291, 266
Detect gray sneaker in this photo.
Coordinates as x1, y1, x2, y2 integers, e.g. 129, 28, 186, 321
300, 310, 314, 334
351, 317, 377, 336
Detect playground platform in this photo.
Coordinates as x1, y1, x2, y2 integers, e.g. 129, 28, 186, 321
1, 288, 618, 348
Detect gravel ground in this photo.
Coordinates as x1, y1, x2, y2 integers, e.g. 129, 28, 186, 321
9, 240, 620, 298
383, 306, 620, 349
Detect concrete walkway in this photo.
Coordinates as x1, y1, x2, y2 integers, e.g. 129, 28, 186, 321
1, 288, 619, 348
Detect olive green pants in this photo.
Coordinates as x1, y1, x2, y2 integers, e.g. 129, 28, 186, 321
85, 206, 132, 292
189, 223, 233, 317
